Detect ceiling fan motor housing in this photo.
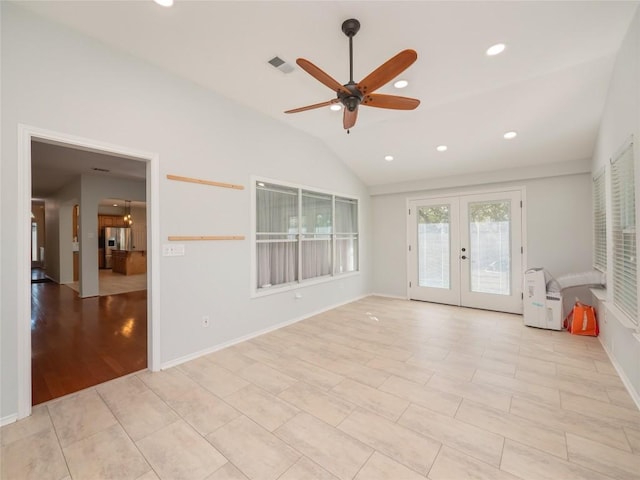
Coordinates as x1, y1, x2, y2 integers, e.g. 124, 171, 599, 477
338, 83, 363, 111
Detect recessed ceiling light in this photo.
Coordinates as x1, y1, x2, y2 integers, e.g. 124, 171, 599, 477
153, 0, 174, 6
436, 145, 448, 152
384, 155, 394, 162
486, 43, 506, 56
113, 204, 118, 207
330, 104, 342, 111
503, 131, 517, 139
393, 79, 409, 89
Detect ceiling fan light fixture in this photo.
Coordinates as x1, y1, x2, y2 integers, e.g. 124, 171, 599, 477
330, 104, 342, 111
486, 43, 506, 56
153, 0, 174, 7
384, 155, 394, 162
393, 79, 409, 89
503, 131, 517, 139
436, 145, 448, 152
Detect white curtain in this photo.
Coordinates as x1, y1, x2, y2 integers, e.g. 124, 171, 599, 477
301, 239, 331, 279
257, 185, 298, 288
301, 191, 332, 279
335, 197, 358, 273
256, 184, 359, 288
256, 242, 297, 288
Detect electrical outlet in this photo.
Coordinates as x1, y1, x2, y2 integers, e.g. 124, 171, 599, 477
202, 315, 210, 327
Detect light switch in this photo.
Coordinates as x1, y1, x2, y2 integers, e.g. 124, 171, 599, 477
162, 244, 185, 256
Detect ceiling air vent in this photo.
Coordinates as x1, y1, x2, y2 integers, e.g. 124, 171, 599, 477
268, 56, 294, 74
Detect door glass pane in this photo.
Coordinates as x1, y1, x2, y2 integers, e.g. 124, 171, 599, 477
418, 205, 450, 288
468, 201, 511, 295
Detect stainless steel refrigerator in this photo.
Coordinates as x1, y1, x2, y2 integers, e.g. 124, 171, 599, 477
104, 227, 132, 268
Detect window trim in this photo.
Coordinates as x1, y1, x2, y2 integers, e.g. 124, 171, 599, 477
250, 176, 360, 298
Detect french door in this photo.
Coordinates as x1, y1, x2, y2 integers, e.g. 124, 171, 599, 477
408, 190, 523, 314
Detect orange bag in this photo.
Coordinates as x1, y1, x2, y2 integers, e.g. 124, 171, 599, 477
564, 302, 598, 336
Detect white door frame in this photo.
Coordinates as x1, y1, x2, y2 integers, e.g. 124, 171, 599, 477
406, 186, 528, 308
459, 190, 523, 313
17, 124, 161, 419
407, 196, 461, 305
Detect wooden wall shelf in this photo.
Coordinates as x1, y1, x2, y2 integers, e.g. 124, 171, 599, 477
167, 174, 244, 190
168, 235, 245, 241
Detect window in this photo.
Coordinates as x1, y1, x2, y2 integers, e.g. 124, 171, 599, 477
335, 197, 359, 274
255, 181, 359, 292
610, 140, 636, 324
593, 170, 606, 272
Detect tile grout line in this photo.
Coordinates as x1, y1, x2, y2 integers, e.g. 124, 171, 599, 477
93, 384, 161, 480
45, 404, 73, 479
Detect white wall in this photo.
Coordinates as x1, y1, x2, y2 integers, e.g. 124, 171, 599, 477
591, 7, 640, 403
44, 176, 81, 284
79, 174, 146, 297
0, 4, 371, 420
371, 171, 593, 299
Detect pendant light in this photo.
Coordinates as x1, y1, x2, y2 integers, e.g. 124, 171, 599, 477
123, 200, 133, 226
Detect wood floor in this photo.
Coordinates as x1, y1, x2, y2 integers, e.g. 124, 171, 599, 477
6, 296, 639, 480
31, 281, 147, 405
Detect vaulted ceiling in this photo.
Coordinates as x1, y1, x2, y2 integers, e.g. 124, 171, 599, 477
19, 1, 639, 187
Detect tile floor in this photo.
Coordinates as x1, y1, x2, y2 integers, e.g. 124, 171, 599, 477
2, 296, 640, 480
66, 270, 147, 296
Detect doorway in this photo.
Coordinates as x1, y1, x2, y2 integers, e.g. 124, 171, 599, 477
17, 124, 160, 419
408, 189, 524, 314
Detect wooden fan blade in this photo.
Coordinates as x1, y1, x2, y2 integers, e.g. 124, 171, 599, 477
285, 99, 339, 114
357, 49, 417, 95
297, 58, 352, 95
362, 93, 420, 110
343, 107, 358, 130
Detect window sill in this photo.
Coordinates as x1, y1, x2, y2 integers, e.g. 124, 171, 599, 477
251, 271, 360, 299
590, 287, 607, 302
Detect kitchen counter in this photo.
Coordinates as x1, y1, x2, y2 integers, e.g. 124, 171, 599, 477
111, 250, 146, 275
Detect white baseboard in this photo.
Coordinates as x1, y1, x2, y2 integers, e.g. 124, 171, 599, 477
599, 337, 640, 411
161, 294, 369, 370
1, 413, 18, 427
369, 293, 409, 300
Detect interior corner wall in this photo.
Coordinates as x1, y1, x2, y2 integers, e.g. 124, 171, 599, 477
590, 6, 640, 402
0, 3, 371, 419
371, 172, 593, 298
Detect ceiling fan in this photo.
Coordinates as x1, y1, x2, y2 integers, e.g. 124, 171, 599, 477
285, 18, 420, 131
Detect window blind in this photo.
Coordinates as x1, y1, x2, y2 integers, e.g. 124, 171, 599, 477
610, 141, 637, 324
593, 170, 606, 272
